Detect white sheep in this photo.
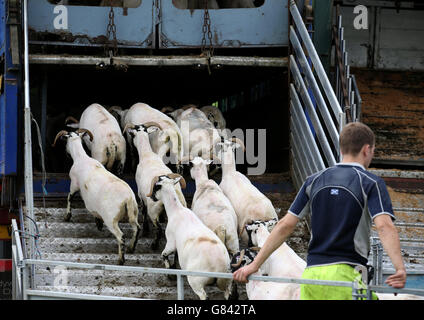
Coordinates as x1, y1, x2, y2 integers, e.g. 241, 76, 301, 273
53, 129, 140, 265
243, 220, 306, 300
112, 103, 184, 169
200, 105, 227, 130
147, 175, 234, 300
65, 103, 126, 176
124, 123, 187, 250
217, 139, 278, 245
190, 156, 239, 256
173, 106, 222, 161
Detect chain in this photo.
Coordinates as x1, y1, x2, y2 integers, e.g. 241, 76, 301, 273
201, 0, 214, 58
201, 0, 214, 75
105, 0, 118, 58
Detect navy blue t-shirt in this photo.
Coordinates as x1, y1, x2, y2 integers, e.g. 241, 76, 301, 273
289, 163, 395, 267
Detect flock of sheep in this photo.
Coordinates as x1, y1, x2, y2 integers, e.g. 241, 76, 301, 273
52, 102, 422, 300
51, 102, 307, 300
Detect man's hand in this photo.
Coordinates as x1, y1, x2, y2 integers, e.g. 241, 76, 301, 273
385, 268, 406, 289
233, 261, 259, 284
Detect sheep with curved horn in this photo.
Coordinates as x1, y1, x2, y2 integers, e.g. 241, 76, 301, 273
126, 123, 187, 250
64, 103, 127, 176
119, 103, 184, 171
216, 138, 278, 246
189, 156, 239, 256
148, 175, 236, 300
52, 129, 140, 266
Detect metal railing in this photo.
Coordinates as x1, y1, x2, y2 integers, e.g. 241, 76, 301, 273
12, 219, 424, 300
333, 6, 362, 122
289, 0, 345, 188
371, 221, 424, 287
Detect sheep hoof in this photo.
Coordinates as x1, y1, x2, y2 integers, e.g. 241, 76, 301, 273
64, 212, 72, 222
167, 274, 177, 281
142, 219, 150, 237
228, 284, 239, 300
151, 240, 159, 251
95, 218, 104, 231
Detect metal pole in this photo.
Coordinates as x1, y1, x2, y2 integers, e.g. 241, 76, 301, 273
41, 72, 48, 154
177, 275, 184, 300
23, 0, 36, 291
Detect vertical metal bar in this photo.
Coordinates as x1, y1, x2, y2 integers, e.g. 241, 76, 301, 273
290, 1, 342, 122
350, 91, 356, 121
41, 73, 48, 154
371, 238, 377, 286
12, 225, 17, 300
290, 61, 337, 166
289, 27, 339, 148
377, 242, 383, 285
351, 75, 362, 121
23, 0, 36, 265
22, 265, 29, 300
177, 274, 184, 300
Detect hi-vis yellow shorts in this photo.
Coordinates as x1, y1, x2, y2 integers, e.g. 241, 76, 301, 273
300, 264, 378, 300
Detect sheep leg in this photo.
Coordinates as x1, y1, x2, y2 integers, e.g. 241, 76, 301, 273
141, 205, 150, 236
105, 219, 126, 265
161, 240, 176, 269
127, 204, 141, 254
228, 282, 239, 300
65, 189, 79, 222
151, 223, 162, 251
148, 202, 164, 250
187, 276, 208, 300
95, 217, 104, 231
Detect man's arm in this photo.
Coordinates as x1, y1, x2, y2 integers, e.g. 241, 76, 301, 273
374, 214, 406, 289
233, 213, 299, 283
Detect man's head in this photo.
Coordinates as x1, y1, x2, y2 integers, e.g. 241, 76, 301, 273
339, 122, 375, 168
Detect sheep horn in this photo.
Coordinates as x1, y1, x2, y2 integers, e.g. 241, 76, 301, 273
146, 176, 161, 198
64, 116, 79, 125
108, 106, 122, 113
231, 249, 245, 268
161, 107, 175, 113
142, 121, 163, 131
52, 130, 69, 147
231, 138, 246, 152
166, 173, 186, 189
178, 155, 192, 165
182, 104, 197, 110
76, 129, 94, 141
123, 123, 136, 134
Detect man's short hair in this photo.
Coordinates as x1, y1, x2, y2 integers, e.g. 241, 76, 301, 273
339, 122, 375, 156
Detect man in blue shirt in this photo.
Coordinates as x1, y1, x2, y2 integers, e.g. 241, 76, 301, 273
233, 122, 406, 299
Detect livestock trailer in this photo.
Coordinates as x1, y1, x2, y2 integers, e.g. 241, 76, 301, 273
1, 0, 424, 300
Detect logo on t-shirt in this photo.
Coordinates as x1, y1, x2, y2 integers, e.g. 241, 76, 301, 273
330, 189, 339, 195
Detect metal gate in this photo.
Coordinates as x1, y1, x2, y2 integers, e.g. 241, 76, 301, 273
289, 0, 346, 190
